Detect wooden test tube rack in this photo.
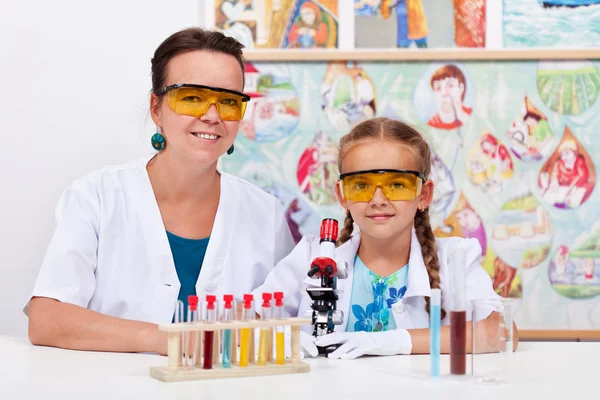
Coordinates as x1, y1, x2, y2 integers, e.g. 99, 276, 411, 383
150, 317, 312, 382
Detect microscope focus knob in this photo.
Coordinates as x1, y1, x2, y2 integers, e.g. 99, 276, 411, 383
331, 310, 344, 325
336, 261, 349, 279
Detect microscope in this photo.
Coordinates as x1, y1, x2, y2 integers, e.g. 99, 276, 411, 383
306, 218, 348, 355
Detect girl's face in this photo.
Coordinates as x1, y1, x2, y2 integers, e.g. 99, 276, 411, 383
335, 139, 434, 242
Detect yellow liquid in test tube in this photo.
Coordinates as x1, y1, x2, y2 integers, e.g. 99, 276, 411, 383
275, 331, 285, 365
258, 329, 269, 365
239, 328, 250, 367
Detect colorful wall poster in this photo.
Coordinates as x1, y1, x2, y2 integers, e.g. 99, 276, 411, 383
214, 0, 339, 49
503, 0, 600, 48
354, 0, 486, 49
220, 59, 600, 331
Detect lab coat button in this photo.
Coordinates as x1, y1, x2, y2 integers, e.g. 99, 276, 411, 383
393, 303, 405, 313
205, 283, 215, 292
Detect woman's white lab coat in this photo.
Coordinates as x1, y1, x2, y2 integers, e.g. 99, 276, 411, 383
24, 155, 296, 324
253, 227, 500, 333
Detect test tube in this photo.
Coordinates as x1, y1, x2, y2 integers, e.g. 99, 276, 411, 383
258, 293, 272, 366
203, 295, 217, 370
450, 251, 467, 375
185, 295, 200, 368
169, 300, 185, 369
239, 294, 254, 367
274, 292, 285, 365
430, 288, 441, 377
221, 294, 234, 368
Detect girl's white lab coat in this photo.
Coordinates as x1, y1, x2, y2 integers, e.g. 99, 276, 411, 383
24, 155, 296, 324
253, 227, 500, 332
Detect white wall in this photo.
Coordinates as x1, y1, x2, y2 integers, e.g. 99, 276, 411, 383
0, 0, 203, 335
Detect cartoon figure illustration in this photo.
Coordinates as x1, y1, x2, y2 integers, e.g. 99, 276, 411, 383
582, 257, 596, 282
507, 96, 554, 162
467, 133, 514, 193
427, 64, 472, 130
321, 62, 377, 131
380, 0, 428, 48
216, 0, 255, 48
538, 134, 595, 208
296, 131, 339, 205
549, 245, 573, 284
434, 193, 486, 259
287, 1, 334, 48
492, 257, 518, 298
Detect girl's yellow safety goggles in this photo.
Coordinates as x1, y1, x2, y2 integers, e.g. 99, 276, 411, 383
155, 83, 250, 121
338, 169, 425, 202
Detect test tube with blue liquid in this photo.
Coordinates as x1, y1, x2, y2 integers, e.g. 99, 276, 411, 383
430, 288, 441, 377
221, 294, 234, 368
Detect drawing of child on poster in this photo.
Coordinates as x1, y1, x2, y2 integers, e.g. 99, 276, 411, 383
380, 0, 428, 48
413, 64, 473, 131
539, 129, 596, 209
321, 62, 377, 132
467, 133, 514, 193
286, 1, 337, 48
507, 96, 554, 162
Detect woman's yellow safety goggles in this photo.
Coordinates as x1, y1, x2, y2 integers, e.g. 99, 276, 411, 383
338, 169, 425, 202
156, 83, 250, 121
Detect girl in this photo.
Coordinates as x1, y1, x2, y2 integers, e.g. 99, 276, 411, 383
253, 117, 518, 359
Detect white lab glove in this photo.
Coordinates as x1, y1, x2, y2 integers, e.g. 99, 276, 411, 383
314, 329, 412, 360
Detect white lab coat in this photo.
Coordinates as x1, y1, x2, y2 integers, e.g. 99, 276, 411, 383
253, 227, 500, 334
24, 154, 296, 324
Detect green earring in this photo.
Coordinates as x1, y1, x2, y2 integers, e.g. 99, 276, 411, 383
227, 144, 234, 155
151, 131, 166, 151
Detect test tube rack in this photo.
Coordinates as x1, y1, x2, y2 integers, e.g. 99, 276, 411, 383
149, 317, 312, 382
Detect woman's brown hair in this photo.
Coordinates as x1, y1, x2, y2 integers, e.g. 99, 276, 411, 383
336, 117, 445, 319
151, 27, 246, 104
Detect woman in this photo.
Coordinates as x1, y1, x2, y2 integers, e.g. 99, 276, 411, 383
24, 28, 295, 355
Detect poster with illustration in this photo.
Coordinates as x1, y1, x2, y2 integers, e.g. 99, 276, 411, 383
548, 222, 600, 299
536, 61, 600, 116
538, 126, 596, 209
214, 0, 338, 49
466, 132, 514, 193
240, 63, 300, 142
220, 59, 600, 332
320, 61, 377, 132
354, 0, 486, 49
503, 0, 600, 48
506, 96, 555, 162
491, 179, 553, 269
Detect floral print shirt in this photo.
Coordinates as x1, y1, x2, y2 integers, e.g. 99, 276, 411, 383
345, 255, 409, 332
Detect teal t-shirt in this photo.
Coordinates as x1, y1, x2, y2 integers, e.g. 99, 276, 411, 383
345, 255, 409, 332
166, 231, 210, 315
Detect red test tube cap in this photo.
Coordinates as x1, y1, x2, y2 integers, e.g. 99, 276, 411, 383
206, 294, 217, 310
223, 294, 234, 309
274, 292, 284, 306
262, 292, 272, 307
243, 294, 253, 309
188, 295, 199, 311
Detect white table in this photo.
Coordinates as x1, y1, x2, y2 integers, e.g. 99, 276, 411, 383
0, 335, 595, 399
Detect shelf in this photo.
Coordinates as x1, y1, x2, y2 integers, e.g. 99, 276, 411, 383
243, 48, 600, 62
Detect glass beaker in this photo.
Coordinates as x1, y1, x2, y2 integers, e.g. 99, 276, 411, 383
471, 298, 516, 385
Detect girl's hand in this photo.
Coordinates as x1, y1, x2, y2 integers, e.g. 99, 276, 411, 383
472, 312, 512, 354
